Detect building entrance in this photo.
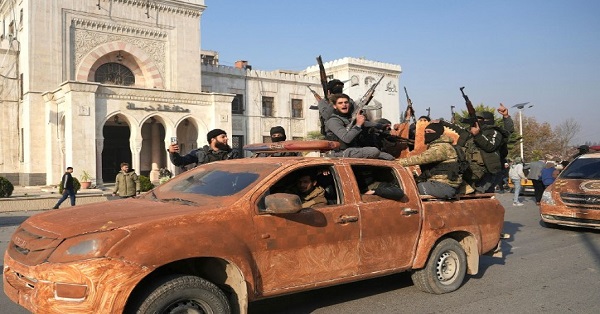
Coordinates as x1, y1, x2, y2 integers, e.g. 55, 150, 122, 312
102, 123, 132, 183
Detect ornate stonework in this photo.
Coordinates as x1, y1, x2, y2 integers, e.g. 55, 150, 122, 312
112, 0, 203, 17
72, 18, 166, 76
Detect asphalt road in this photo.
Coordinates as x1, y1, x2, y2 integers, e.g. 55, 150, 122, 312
1, 193, 599, 314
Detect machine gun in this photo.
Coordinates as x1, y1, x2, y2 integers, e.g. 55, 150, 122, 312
316, 55, 328, 100
307, 85, 322, 102
403, 86, 416, 123
460, 86, 477, 127
348, 75, 384, 129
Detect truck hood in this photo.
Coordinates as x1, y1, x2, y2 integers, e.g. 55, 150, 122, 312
551, 178, 600, 194
22, 198, 220, 239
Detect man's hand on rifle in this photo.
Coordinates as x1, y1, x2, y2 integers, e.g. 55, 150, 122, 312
469, 123, 481, 136
355, 112, 366, 127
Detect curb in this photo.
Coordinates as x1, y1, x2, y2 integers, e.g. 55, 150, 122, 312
0, 193, 114, 213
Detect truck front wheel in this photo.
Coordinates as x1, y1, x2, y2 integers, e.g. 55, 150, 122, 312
134, 275, 231, 314
411, 238, 467, 294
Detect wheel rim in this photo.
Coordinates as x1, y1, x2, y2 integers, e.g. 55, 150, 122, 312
436, 250, 460, 285
163, 299, 212, 314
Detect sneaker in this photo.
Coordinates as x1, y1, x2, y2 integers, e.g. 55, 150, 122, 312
512, 202, 524, 207
52, 206, 58, 209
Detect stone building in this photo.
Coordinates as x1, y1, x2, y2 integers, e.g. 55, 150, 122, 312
0, 0, 402, 187
202, 58, 402, 151
0, 0, 236, 187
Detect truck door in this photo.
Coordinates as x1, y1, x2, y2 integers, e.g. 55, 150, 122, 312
351, 164, 422, 273
251, 164, 360, 294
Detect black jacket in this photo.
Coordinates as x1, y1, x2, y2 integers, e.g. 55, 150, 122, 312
170, 145, 240, 167
61, 172, 74, 190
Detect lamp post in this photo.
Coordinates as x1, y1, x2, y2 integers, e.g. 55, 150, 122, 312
512, 102, 533, 160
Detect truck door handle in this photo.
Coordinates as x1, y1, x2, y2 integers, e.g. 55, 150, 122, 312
336, 215, 359, 224
402, 208, 419, 216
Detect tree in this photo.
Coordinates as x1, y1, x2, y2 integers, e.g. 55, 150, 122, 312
554, 118, 581, 159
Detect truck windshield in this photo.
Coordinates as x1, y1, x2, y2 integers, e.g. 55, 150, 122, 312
559, 157, 600, 180
155, 163, 278, 197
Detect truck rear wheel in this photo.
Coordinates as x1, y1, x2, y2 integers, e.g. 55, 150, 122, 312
135, 275, 231, 314
411, 238, 466, 294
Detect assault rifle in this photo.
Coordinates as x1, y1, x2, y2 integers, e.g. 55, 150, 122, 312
403, 86, 416, 123
307, 85, 321, 110
348, 75, 385, 129
316, 55, 328, 100
460, 86, 477, 127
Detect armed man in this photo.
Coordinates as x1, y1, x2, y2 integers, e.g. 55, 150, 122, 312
396, 123, 462, 198
325, 93, 394, 159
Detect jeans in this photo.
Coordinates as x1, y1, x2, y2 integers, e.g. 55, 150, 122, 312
417, 180, 457, 199
512, 178, 522, 203
54, 188, 76, 208
332, 147, 395, 160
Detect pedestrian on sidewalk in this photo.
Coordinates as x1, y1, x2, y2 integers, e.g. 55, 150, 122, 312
112, 162, 140, 198
53, 167, 76, 209
508, 157, 527, 206
527, 159, 545, 205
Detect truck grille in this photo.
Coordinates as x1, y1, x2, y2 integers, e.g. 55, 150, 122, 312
9, 225, 63, 266
560, 193, 600, 207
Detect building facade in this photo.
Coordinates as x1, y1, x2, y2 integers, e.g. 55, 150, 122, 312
202, 58, 402, 153
0, 0, 237, 186
1, 0, 402, 187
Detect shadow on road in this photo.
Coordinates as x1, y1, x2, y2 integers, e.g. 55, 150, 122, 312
471, 220, 523, 280
0, 216, 30, 227
249, 273, 413, 314
538, 221, 600, 268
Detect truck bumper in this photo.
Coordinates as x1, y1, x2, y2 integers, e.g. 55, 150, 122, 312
3, 252, 150, 314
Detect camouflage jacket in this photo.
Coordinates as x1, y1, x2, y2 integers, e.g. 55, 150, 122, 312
396, 135, 462, 187
299, 186, 327, 208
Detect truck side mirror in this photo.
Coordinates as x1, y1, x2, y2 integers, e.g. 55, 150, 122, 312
264, 193, 303, 214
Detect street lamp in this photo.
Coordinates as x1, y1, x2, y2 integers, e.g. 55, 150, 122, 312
512, 102, 534, 160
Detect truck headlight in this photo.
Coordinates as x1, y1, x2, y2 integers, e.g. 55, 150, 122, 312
541, 191, 555, 205
48, 230, 129, 263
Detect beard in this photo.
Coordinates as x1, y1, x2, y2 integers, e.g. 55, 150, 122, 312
215, 142, 231, 151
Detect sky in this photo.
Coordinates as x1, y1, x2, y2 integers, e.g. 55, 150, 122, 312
200, 0, 600, 145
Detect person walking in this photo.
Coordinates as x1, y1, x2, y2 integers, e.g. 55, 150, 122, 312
527, 159, 545, 205
112, 162, 140, 198
52, 167, 76, 209
508, 157, 527, 206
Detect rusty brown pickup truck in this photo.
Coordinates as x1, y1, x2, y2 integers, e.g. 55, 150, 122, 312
4, 156, 504, 314
540, 151, 600, 229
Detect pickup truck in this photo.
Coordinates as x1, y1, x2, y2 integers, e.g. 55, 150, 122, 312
4, 152, 505, 314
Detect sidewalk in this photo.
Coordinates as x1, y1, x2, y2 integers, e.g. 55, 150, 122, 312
0, 185, 116, 213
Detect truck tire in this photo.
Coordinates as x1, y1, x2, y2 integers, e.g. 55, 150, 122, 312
135, 275, 231, 314
411, 238, 467, 294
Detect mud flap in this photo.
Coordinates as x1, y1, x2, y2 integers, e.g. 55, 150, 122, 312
485, 233, 509, 258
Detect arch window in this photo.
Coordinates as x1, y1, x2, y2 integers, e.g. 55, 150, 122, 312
94, 62, 135, 86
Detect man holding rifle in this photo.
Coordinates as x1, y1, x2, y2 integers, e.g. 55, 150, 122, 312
325, 93, 394, 159
438, 103, 513, 193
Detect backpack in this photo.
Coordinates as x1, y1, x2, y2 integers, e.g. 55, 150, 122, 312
453, 145, 470, 176
460, 138, 487, 183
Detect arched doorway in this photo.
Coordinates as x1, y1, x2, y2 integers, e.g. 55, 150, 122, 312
140, 116, 167, 181
102, 114, 131, 182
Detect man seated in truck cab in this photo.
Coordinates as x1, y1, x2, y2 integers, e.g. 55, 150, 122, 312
352, 165, 405, 201
291, 171, 328, 208
263, 167, 332, 210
